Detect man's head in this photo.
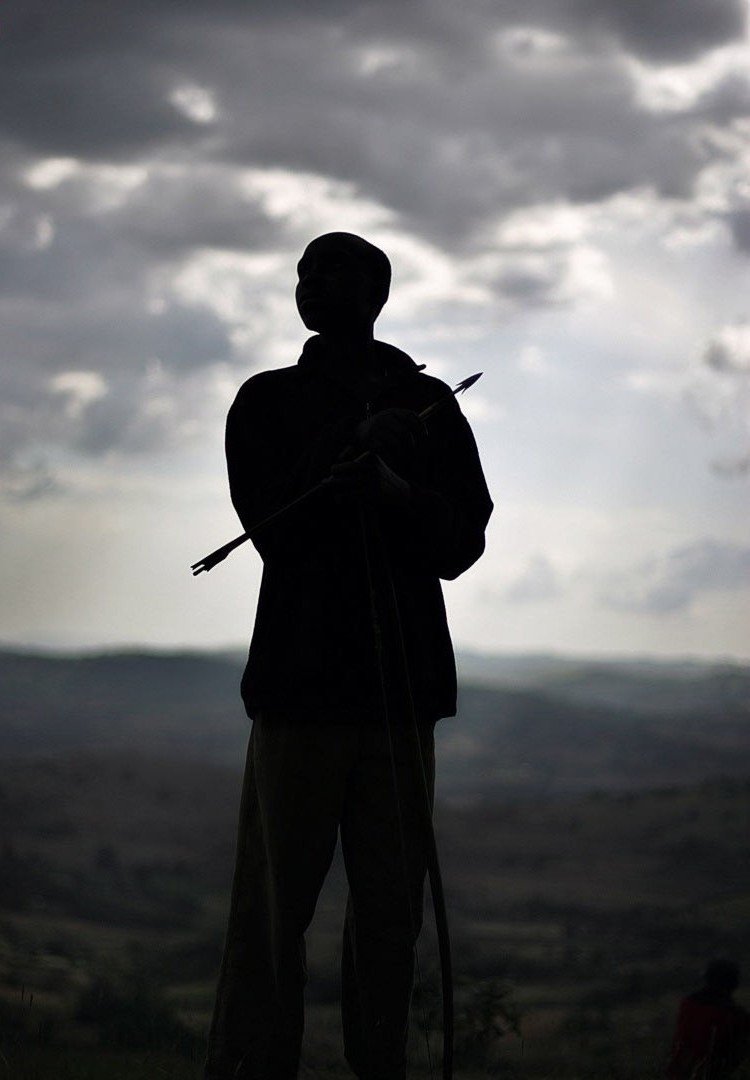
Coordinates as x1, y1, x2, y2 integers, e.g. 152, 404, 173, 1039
295, 232, 391, 336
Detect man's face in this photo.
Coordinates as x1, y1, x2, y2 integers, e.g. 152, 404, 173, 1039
295, 239, 379, 334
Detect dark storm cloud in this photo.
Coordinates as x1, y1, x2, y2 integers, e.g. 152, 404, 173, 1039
0, 146, 286, 481
693, 70, 750, 124
517, 0, 747, 61
1, 0, 746, 171
0, 173, 236, 477
111, 170, 284, 257
22, 161, 285, 266
0, 1, 745, 251
136, 13, 740, 256
182, 0, 748, 62
0, 0, 748, 492
0, 7, 198, 159
0, 207, 234, 371
0, 296, 233, 477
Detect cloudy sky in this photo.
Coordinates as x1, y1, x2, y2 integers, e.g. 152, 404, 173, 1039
2, 0, 749, 660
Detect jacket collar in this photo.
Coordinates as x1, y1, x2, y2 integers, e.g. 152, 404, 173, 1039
298, 335, 425, 389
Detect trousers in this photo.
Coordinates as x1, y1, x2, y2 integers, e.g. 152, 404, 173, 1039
203, 710, 436, 1080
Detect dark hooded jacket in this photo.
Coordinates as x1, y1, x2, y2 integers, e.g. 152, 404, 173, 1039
226, 335, 493, 723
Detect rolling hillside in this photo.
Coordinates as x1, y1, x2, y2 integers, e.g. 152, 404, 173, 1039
1, 648, 749, 801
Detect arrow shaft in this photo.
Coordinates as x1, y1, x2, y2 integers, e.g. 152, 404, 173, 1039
191, 373, 482, 574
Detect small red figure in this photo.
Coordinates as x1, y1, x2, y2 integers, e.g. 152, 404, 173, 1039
666, 960, 750, 1080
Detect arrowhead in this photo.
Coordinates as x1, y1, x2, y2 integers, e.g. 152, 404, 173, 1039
454, 372, 483, 394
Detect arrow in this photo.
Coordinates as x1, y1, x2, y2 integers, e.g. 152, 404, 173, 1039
190, 372, 483, 576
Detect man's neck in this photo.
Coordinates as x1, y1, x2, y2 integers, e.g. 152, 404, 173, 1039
318, 326, 377, 371
317, 324, 373, 362
314, 332, 388, 398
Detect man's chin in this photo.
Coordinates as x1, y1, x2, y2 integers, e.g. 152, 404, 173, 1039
299, 312, 339, 335
297, 304, 329, 333
297, 305, 373, 337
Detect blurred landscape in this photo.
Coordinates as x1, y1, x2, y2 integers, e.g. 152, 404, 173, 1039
1, 647, 749, 1078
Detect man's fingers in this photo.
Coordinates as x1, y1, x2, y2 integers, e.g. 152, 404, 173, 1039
358, 413, 424, 462
375, 411, 424, 437
355, 409, 425, 448
327, 456, 377, 495
331, 454, 376, 477
324, 454, 410, 512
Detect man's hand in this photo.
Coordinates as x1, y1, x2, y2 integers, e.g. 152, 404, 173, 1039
350, 408, 426, 471
325, 452, 412, 512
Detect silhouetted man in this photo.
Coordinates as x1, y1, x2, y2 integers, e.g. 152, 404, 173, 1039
204, 232, 493, 1080
666, 960, 750, 1079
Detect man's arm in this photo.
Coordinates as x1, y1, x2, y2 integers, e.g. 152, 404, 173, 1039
225, 375, 357, 561
400, 390, 493, 580
336, 387, 493, 580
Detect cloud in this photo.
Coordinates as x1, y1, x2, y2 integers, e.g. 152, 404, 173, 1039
598, 539, 750, 614
0, 289, 236, 482
685, 322, 750, 476
703, 323, 750, 374
1, 0, 749, 501
49, 371, 108, 420
0, 156, 278, 488
0, 461, 62, 502
2, 2, 747, 249
576, 0, 747, 62
711, 453, 750, 477
517, 344, 552, 375
495, 0, 747, 62
728, 206, 750, 252
108, 166, 286, 258
505, 554, 563, 603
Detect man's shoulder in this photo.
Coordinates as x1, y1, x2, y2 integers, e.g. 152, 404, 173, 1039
230, 353, 458, 413
232, 365, 301, 406
377, 341, 453, 394
414, 371, 455, 398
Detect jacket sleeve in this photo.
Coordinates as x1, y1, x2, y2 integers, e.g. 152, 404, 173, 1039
389, 388, 493, 580
225, 375, 358, 562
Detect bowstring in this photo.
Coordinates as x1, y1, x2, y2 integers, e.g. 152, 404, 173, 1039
380, 542, 454, 1080
357, 504, 437, 1080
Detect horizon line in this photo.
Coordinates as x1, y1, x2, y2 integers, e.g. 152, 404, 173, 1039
1, 640, 748, 667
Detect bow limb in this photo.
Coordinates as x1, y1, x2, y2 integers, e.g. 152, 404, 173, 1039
406, 718, 452, 1080
383, 553, 454, 1080
425, 787, 454, 1080
359, 506, 454, 1079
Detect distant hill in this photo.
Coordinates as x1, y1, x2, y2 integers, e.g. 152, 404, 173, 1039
1, 648, 749, 801
456, 649, 750, 713
0, 648, 245, 764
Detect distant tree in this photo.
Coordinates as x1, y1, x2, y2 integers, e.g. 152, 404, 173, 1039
456, 977, 522, 1066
